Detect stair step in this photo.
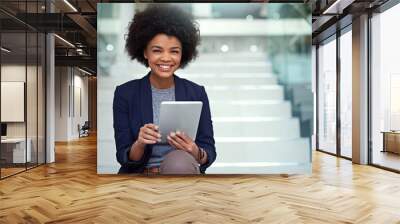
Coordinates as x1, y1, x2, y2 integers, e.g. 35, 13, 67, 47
206, 86, 284, 100
206, 162, 311, 174
213, 138, 310, 163
187, 76, 277, 85
186, 62, 271, 67
211, 101, 291, 117
195, 53, 269, 62
180, 73, 276, 78
183, 64, 271, 73
213, 117, 300, 138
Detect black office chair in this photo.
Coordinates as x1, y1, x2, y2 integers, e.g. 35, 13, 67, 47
79, 121, 90, 138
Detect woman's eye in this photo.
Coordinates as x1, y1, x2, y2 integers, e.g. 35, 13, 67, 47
153, 50, 161, 53
171, 51, 179, 54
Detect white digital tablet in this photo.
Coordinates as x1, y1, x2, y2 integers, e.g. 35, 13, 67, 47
158, 101, 203, 144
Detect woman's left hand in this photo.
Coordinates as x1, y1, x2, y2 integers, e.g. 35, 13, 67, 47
167, 131, 199, 158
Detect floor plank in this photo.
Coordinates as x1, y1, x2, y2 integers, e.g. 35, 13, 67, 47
1, 134, 400, 223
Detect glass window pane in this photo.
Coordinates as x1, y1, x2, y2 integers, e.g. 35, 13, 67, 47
38, 32, 46, 165
340, 29, 352, 158
1, 1, 46, 179
1, 30, 27, 177
371, 5, 400, 171
27, 31, 38, 169
318, 37, 337, 154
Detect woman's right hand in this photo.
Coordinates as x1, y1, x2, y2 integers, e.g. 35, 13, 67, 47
136, 123, 161, 146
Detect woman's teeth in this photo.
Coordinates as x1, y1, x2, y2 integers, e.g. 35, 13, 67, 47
158, 65, 172, 71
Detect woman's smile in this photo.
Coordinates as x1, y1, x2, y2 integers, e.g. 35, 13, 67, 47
157, 64, 174, 72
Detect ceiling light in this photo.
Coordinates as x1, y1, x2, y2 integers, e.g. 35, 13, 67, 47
63, 0, 78, 12
106, 44, 114, 52
220, 45, 229, 53
78, 67, 93, 76
54, 34, 75, 48
1, 47, 11, 53
250, 45, 258, 52
323, 0, 341, 14
323, 0, 354, 15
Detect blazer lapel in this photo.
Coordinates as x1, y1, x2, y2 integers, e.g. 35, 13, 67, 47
140, 73, 153, 125
174, 75, 187, 101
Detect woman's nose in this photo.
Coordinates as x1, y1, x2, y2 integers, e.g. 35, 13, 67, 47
160, 52, 172, 61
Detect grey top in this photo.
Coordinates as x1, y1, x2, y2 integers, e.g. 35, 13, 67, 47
145, 85, 175, 168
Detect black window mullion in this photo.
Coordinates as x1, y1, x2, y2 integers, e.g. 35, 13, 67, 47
336, 28, 341, 157
0, 21, 2, 179
367, 11, 373, 165
25, 0, 28, 171
36, 0, 39, 168
316, 44, 319, 151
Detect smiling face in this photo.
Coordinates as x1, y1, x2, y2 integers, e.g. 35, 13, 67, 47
144, 34, 182, 80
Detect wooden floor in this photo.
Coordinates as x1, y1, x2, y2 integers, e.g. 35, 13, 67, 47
373, 151, 400, 171
1, 135, 400, 223
0, 167, 26, 178
1, 163, 45, 178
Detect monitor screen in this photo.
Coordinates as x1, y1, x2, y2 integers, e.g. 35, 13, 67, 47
1, 123, 7, 137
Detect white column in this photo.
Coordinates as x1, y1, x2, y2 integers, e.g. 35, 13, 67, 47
352, 14, 369, 164
54, 67, 73, 141
46, 33, 55, 163
312, 45, 317, 151
45, 0, 55, 163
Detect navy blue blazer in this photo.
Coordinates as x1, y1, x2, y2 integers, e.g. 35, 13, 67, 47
113, 73, 216, 174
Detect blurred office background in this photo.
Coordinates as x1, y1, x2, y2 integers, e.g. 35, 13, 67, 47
314, 0, 400, 172
0, 0, 96, 179
1, 1, 47, 178
97, 3, 312, 174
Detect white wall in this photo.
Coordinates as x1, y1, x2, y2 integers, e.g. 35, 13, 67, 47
1, 65, 31, 138
72, 72, 89, 138
1, 65, 26, 142
55, 67, 89, 141
55, 66, 68, 141
1, 82, 25, 122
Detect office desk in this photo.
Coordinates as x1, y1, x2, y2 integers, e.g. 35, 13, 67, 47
381, 131, 400, 154
1, 138, 31, 163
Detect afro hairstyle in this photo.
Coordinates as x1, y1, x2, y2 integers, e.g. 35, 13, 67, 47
125, 4, 200, 69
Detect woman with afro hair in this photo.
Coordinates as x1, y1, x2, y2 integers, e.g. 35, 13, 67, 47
113, 4, 216, 175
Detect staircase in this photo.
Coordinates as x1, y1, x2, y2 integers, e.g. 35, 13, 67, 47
180, 52, 311, 174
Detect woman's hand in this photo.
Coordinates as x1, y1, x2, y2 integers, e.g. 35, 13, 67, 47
167, 131, 200, 159
129, 123, 160, 161
136, 123, 161, 147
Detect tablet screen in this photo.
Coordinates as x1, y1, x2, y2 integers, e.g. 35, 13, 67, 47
158, 101, 203, 144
